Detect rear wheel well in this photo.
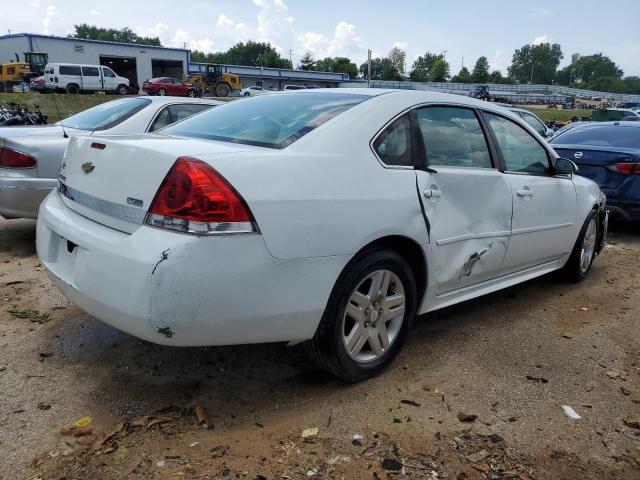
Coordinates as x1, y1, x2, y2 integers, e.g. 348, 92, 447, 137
354, 236, 427, 308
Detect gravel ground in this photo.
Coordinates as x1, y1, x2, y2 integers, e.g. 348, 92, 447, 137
0, 218, 638, 479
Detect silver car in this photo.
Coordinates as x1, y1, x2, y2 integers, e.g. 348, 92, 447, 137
0, 96, 221, 219
508, 107, 554, 138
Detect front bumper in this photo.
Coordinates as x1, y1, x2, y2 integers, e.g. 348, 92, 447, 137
37, 190, 345, 346
0, 174, 56, 219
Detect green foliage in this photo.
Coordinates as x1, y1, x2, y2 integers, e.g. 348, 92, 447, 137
508, 42, 563, 84
316, 57, 359, 79
554, 53, 640, 94
299, 51, 316, 71
388, 47, 406, 77
428, 58, 450, 82
409, 52, 441, 82
359, 57, 403, 81
190, 41, 291, 68
70, 24, 161, 46
471, 56, 490, 83
451, 66, 472, 83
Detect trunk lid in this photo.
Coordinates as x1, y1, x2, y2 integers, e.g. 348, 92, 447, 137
60, 134, 254, 233
553, 144, 639, 190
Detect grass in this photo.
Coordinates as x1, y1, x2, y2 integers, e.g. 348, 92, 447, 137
521, 107, 592, 123
0, 92, 121, 123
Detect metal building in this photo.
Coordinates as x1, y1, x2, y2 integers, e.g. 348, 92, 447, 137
189, 62, 349, 90
0, 33, 189, 90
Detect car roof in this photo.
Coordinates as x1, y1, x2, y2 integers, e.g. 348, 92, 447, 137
561, 120, 640, 128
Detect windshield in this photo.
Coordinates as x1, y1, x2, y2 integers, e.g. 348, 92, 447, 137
551, 125, 640, 149
59, 98, 151, 131
161, 92, 369, 149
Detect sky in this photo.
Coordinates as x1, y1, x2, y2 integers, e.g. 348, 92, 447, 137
4, 0, 640, 76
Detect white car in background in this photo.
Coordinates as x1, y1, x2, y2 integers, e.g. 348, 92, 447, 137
37, 90, 607, 381
240, 85, 271, 97
0, 96, 221, 219
44, 63, 130, 95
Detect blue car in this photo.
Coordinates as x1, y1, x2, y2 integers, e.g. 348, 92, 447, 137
550, 121, 640, 221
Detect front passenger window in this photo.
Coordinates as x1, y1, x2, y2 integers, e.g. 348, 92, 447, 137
484, 113, 551, 174
373, 115, 412, 166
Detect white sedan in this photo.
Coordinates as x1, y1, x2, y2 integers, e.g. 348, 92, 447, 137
36, 89, 608, 381
240, 85, 271, 97
0, 96, 221, 219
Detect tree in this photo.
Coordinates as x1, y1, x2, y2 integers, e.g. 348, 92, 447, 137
507, 42, 563, 84
299, 51, 316, 71
409, 52, 440, 82
359, 57, 402, 81
488, 70, 503, 83
428, 58, 450, 82
70, 24, 161, 46
388, 46, 406, 77
451, 66, 472, 83
316, 57, 359, 79
471, 56, 490, 83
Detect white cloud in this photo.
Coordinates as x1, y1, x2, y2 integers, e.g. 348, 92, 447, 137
42, 5, 59, 34
532, 34, 549, 46
489, 49, 507, 72
393, 41, 408, 50
529, 8, 553, 17
90, 9, 102, 16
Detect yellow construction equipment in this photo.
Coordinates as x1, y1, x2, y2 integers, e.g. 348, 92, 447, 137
0, 52, 48, 92
185, 64, 241, 97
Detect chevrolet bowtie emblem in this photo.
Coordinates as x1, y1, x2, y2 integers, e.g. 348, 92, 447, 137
81, 162, 95, 174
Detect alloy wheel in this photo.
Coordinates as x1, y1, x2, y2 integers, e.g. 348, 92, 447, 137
580, 218, 597, 273
341, 269, 406, 363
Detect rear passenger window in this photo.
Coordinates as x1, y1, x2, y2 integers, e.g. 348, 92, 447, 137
82, 67, 99, 76
415, 107, 492, 168
168, 104, 211, 122
59, 65, 81, 75
484, 112, 551, 174
373, 114, 412, 166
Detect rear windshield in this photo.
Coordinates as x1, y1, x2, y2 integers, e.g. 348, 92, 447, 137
60, 98, 151, 131
551, 125, 640, 149
160, 92, 369, 149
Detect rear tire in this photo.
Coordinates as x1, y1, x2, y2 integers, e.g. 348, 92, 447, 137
244, 92, 251, 97
559, 210, 599, 282
66, 83, 79, 94
187, 89, 196, 97
304, 249, 416, 382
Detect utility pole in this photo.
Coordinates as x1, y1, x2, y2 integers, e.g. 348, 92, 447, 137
289, 49, 293, 68
367, 49, 372, 88
442, 50, 447, 60
461, 57, 464, 69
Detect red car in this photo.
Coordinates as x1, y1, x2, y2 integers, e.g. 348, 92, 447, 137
142, 77, 198, 97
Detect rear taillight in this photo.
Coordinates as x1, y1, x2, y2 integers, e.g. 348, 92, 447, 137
145, 157, 258, 235
0, 147, 37, 168
609, 162, 640, 175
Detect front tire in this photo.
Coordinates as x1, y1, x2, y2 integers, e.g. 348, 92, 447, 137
116, 84, 128, 95
559, 210, 599, 282
305, 249, 416, 382
215, 83, 230, 97
156, 88, 166, 96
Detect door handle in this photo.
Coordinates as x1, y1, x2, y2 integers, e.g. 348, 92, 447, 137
516, 188, 534, 197
423, 188, 442, 198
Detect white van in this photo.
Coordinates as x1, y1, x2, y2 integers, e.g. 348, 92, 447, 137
44, 63, 130, 94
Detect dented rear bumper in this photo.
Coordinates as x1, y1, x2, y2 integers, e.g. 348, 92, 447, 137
36, 190, 346, 346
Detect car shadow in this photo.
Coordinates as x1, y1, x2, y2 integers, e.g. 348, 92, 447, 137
0, 218, 37, 258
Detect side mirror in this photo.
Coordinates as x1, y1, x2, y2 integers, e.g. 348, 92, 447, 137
544, 128, 555, 138
554, 157, 578, 175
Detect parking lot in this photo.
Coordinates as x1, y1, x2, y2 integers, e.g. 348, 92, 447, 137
1, 217, 638, 479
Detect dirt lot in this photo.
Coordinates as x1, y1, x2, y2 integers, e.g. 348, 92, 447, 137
0, 218, 638, 480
